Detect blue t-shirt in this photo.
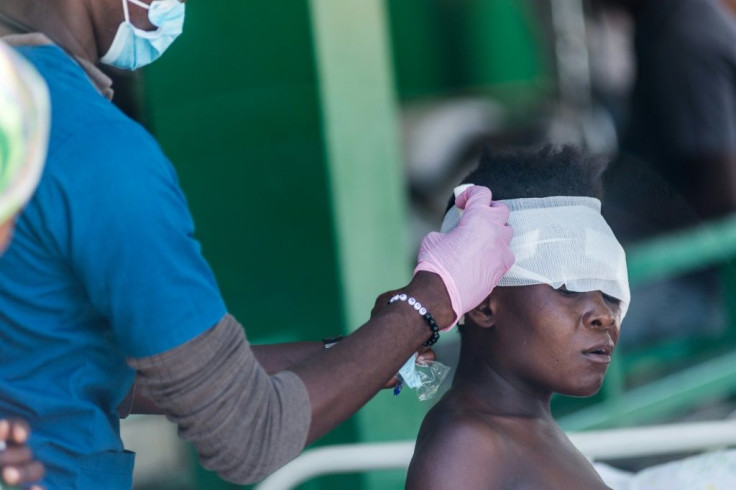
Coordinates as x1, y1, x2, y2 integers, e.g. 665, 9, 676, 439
0, 45, 227, 488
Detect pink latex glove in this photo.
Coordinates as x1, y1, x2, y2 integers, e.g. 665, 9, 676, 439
414, 185, 514, 327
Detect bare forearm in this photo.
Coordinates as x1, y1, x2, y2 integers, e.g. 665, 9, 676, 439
291, 271, 453, 443
252, 342, 323, 374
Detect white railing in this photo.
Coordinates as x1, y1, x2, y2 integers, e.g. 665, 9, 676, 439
256, 419, 736, 490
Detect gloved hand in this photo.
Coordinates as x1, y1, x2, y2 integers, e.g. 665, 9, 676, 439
414, 185, 514, 327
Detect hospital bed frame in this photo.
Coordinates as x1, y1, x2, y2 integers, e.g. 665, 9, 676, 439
255, 419, 736, 490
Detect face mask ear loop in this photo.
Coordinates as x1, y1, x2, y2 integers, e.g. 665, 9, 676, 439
126, 0, 152, 10
124, 0, 152, 24
122, 0, 132, 24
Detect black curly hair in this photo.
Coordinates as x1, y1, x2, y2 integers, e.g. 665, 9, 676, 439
447, 144, 609, 210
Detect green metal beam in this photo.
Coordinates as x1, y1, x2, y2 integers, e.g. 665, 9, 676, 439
309, 0, 409, 329
626, 214, 736, 286
308, 2, 426, 489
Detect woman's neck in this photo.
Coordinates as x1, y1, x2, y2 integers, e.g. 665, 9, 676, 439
452, 341, 553, 420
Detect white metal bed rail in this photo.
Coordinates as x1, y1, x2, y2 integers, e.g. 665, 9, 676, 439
255, 419, 736, 490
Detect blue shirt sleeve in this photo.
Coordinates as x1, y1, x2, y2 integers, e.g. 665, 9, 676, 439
49, 116, 227, 358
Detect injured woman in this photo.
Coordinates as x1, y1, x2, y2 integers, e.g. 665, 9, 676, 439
406, 144, 631, 489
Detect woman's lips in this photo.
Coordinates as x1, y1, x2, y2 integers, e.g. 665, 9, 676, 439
582, 342, 614, 364
582, 351, 612, 364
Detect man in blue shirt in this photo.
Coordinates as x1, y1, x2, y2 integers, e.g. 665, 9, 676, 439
0, 0, 515, 487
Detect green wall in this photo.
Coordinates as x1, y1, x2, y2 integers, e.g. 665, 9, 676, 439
143, 1, 342, 345
143, 2, 358, 488
388, 0, 549, 101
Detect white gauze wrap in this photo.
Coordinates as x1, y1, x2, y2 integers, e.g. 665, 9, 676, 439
441, 185, 630, 319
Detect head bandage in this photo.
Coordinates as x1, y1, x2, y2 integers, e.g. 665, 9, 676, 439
0, 41, 50, 224
442, 185, 630, 319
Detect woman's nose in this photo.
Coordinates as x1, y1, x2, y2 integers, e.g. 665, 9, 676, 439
582, 292, 619, 331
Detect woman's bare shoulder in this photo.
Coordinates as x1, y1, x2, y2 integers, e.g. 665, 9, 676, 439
406, 399, 512, 489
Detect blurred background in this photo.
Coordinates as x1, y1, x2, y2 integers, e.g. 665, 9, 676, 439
111, 0, 736, 488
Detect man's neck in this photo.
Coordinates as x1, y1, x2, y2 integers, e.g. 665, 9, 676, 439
0, 0, 99, 62
0, 11, 31, 35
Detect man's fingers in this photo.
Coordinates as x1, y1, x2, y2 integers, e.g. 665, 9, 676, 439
0, 446, 32, 466
10, 421, 29, 443
2, 461, 45, 485
488, 200, 510, 221
383, 376, 400, 389
456, 187, 511, 227
416, 347, 436, 363
0, 419, 30, 443
455, 185, 492, 210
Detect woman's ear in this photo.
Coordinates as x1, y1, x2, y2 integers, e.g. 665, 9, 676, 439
465, 293, 496, 328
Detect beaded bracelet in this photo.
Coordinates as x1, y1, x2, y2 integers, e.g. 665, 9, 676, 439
388, 293, 440, 346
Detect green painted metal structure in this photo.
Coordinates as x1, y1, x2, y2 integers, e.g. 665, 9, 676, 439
309, 4, 415, 487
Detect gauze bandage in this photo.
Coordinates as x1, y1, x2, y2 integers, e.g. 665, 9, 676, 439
0, 41, 50, 224
441, 184, 630, 319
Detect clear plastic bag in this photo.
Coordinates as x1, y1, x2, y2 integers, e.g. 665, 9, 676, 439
396, 354, 451, 401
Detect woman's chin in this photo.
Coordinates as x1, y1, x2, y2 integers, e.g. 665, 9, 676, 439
561, 379, 605, 398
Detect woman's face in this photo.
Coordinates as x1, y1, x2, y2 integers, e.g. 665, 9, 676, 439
488, 284, 622, 398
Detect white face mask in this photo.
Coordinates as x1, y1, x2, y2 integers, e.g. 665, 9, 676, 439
100, 0, 185, 71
